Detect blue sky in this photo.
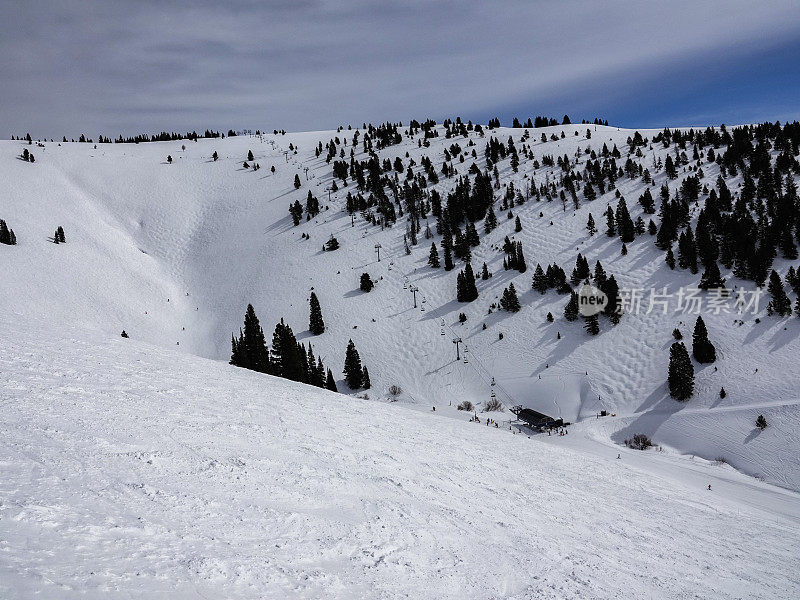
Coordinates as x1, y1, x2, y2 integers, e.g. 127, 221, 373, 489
3, 1, 799, 137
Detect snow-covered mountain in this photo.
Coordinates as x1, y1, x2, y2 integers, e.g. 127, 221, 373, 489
3, 123, 799, 489
2, 121, 800, 597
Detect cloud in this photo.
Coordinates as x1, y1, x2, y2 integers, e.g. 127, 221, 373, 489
2, 0, 799, 137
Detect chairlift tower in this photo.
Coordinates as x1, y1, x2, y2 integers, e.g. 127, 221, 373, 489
453, 337, 462, 361
409, 285, 419, 308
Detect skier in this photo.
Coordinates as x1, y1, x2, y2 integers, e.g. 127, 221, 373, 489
707, 484, 712, 491
616, 454, 620, 459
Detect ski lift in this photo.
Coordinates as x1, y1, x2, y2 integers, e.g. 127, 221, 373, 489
463, 346, 469, 364
491, 377, 496, 387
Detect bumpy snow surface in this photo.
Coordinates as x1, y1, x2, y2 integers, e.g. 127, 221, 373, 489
1, 317, 798, 599
2, 125, 800, 597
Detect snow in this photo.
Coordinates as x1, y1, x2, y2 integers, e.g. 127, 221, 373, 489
1, 315, 798, 599
3, 126, 798, 494
2, 123, 800, 595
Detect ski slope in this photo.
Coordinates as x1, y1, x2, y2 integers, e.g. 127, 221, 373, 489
1, 315, 798, 599
2, 122, 800, 496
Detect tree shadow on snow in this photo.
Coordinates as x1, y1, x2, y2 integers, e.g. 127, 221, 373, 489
744, 427, 763, 444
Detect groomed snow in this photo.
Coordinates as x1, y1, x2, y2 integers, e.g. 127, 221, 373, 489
1, 316, 798, 599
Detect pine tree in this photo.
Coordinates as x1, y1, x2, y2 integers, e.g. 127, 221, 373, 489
231, 304, 271, 373
601, 275, 621, 324
668, 342, 695, 400
56, 226, 65, 243
586, 213, 597, 236
247, 150, 254, 161
698, 260, 725, 290
532, 264, 548, 294
443, 244, 454, 271
362, 366, 371, 389
500, 283, 521, 312
428, 242, 440, 267
615, 198, 635, 243
756, 414, 768, 430
309, 292, 325, 335
294, 174, 302, 189
766, 270, 792, 316
665, 246, 676, 269
515, 215, 522, 232
583, 313, 600, 335
360, 272, 374, 292
605, 205, 615, 237
692, 316, 716, 363
326, 368, 338, 392
343, 339, 363, 389
564, 291, 579, 321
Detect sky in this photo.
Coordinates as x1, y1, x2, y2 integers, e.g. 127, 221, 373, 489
2, 0, 799, 138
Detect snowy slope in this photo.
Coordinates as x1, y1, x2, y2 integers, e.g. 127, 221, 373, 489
2, 123, 800, 493
1, 315, 799, 599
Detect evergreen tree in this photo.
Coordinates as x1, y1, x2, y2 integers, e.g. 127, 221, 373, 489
564, 291, 579, 321
601, 275, 621, 324
456, 263, 479, 302
500, 283, 521, 312
231, 304, 271, 373
605, 205, 616, 237
698, 260, 725, 290
343, 339, 363, 389
0, 219, 17, 245
665, 246, 676, 269
294, 174, 302, 188
362, 366, 371, 389
309, 292, 325, 335
756, 414, 768, 430
586, 213, 597, 236
289, 200, 303, 226
583, 313, 600, 335
615, 198, 635, 243
668, 342, 694, 400
532, 264, 548, 294
692, 316, 716, 364
443, 243, 454, 271
428, 242, 440, 267
766, 270, 792, 316
515, 215, 522, 232
56, 226, 65, 243
326, 368, 338, 392
360, 272, 374, 292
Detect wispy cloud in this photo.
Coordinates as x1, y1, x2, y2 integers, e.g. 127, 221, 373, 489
3, 0, 799, 136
